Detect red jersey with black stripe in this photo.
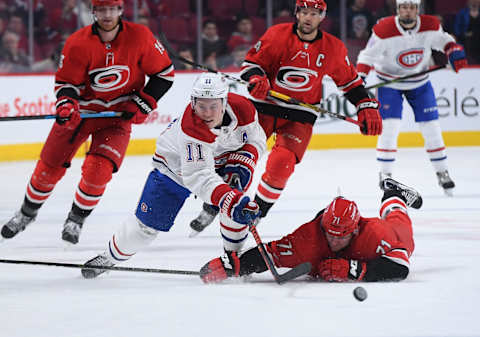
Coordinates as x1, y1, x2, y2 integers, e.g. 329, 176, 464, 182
240, 23, 362, 110
55, 21, 174, 113
267, 210, 414, 277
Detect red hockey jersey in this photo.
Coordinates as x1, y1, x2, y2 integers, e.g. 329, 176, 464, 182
55, 21, 174, 113
267, 211, 414, 277
241, 23, 362, 108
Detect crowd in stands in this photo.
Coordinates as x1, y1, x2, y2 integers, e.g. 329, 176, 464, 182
0, 0, 479, 73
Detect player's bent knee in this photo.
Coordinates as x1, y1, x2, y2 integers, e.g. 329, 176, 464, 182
264, 146, 296, 188
82, 154, 114, 186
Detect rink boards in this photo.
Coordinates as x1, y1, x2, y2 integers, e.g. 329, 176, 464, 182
0, 69, 479, 161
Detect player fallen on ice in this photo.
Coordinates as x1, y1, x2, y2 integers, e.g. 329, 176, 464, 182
356, 0, 468, 196
188, 0, 383, 236
81, 73, 267, 278
200, 178, 422, 283
1, 0, 174, 244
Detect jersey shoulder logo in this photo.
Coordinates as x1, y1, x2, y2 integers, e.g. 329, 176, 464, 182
396, 48, 425, 68
88, 65, 131, 92
275, 66, 318, 92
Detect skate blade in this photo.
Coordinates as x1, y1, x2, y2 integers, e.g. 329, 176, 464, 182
443, 188, 454, 197
188, 229, 201, 238
62, 238, 77, 249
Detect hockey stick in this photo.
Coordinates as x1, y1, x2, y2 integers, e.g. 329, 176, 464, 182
158, 32, 361, 127
248, 220, 312, 285
365, 65, 446, 90
0, 258, 199, 275
0, 111, 123, 122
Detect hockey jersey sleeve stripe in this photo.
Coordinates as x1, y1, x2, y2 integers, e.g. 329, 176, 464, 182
384, 249, 410, 268
337, 75, 363, 92
380, 197, 408, 218
54, 83, 82, 99
239, 61, 265, 81
154, 64, 175, 81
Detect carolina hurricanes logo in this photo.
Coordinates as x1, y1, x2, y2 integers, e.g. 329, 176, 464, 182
275, 66, 318, 92
89, 65, 130, 92
396, 48, 425, 68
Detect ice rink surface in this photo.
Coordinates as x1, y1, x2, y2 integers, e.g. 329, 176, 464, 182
0, 147, 479, 337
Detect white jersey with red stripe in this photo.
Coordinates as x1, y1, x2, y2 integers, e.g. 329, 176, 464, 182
357, 15, 455, 90
240, 23, 363, 112
152, 93, 266, 207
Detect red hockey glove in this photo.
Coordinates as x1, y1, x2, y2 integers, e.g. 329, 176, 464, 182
200, 251, 241, 283
247, 75, 271, 100
121, 90, 157, 124
317, 258, 366, 282
55, 96, 81, 130
220, 189, 261, 225
219, 145, 258, 191
444, 42, 468, 73
356, 98, 382, 136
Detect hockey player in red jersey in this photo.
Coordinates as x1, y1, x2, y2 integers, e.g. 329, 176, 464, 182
188, 0, 383, 235
200, 178, 422, 283
1, 0, 174, 245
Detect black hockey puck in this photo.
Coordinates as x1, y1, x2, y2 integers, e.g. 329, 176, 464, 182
353, 286, 367, 301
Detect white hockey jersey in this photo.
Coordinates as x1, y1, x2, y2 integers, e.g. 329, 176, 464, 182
357, 15, 455, 90
152, 93, 267, 206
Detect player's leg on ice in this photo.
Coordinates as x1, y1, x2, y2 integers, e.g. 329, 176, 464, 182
254, 119, 312, 218
376, 87, 403, 188
407, 82, 455, 196
0, 120, 91, 240
380, 177, 423, 211
62, 121, 131, 244
81, 169, 190, 278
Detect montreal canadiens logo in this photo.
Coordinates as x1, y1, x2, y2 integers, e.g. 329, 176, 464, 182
275, 66, 318, 92
89, 65, 130, 92
396, 49, 425, 68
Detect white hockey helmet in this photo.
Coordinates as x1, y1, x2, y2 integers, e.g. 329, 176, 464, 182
396, 0, 421, 9
191, 73, 229, 111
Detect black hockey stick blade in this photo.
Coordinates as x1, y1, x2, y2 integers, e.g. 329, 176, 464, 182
0, 258, 199, 275
276, 262, 312, 285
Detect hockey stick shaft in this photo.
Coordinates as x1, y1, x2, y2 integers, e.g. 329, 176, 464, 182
0, 258, 199, 275
0, 111, 123, 122
158, 32, 361, 127
365, 65, 446, 90
248, 221, 311, 284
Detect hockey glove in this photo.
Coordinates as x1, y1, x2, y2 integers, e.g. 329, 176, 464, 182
247, 75, 271, 100
55, 96, 81, 130
121, 90, 157, 124
200, 251, 241, 283
356, 98, 382, 136
218, 145, 258, 191
444, 42, 468, 73
220, 189, 260, 225
317, 258, 366, 282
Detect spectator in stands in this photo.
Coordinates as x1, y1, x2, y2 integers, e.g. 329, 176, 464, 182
31, 34, 67, 72
173, 45, 195, 70
221, 44, 250, 71
48, 0, 78, 37
201, 19, 227, 61
375, 0, 396, 19
454, 0, 480, 64
0, 30, 29, 72
227, 14, 257, 52
347, 0, 374, 40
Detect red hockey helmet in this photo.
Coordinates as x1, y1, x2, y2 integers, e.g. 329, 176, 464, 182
92, 0, 123, 7
295, 0, 327, 12
321, 197, 360, 237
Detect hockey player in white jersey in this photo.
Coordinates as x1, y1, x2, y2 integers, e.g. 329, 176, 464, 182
81, 73, 267, 278
356, 0, 468, 196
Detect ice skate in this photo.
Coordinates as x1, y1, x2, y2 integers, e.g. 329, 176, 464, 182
1, 211, 36, 239
380, 178, 423, 209
378, 172, 392, 190
61, 216, 83, 245
188, 203, 219, 237
436, 170, 455, 197
81, 253, 115, 279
